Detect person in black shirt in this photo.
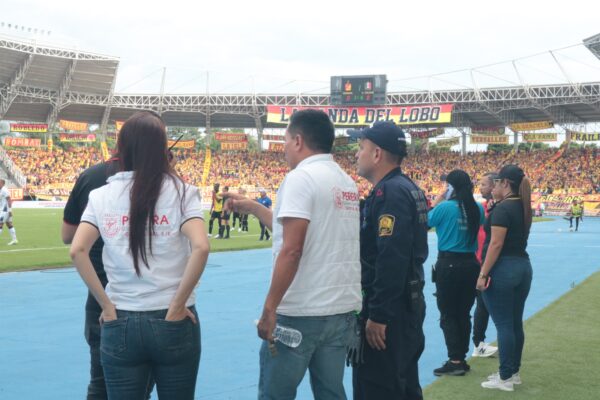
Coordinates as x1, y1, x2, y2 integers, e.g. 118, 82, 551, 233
477, 164, 533, 392
62, 158, 153, 400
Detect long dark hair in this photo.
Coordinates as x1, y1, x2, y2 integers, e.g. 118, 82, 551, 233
501, 165, 533, 238
447, 169, 480, 245
118, 111, 184, 276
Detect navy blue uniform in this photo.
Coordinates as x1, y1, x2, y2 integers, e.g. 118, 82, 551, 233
353, 167, 429, 400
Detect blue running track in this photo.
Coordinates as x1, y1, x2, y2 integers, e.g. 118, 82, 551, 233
0, 217, 598, 399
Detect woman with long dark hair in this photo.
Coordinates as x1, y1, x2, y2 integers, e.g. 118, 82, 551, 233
428, 169, 484, 376
70, 111, 209, 399
478, 164, 533, 392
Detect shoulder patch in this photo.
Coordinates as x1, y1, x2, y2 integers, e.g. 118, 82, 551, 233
378, 214, 395, 237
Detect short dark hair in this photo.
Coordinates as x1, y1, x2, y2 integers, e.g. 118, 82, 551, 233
287, 109, 334, 153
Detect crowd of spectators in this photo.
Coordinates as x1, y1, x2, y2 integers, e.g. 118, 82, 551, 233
3, 146, 599, 198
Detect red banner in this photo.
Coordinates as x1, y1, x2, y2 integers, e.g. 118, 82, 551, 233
267, 104, 454, 126
9, 123, 48, 133
59, 119, 89, 132
59, 133, 96, 142
215, 132, 248, 142
2, 137, 42, 147
221, 141, 248, 151
9, 188, 24, 200
268, 142, 285, 152
409, 128, 444, 139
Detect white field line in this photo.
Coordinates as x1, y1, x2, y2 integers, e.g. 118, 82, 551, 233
0, 246, 68, 253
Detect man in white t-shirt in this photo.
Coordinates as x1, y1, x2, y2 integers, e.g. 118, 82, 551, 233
230, 109, 362, 399
0, 179, 18, 245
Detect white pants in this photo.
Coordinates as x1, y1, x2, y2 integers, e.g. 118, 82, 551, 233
0, 211, 12, 224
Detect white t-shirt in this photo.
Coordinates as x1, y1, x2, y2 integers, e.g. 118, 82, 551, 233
273, 154, 362, 317
81, 171, 204, 311
0, 186, 10, 212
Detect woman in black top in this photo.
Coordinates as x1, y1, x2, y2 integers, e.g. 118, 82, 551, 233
477, 165, 533, 392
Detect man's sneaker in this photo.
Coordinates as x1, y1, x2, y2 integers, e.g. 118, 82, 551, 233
487, 372, 521, 385
238, 228, 242, 232
8, 239, 18, 246
433, 361, 467, 376
215, 235, 221, 239
462, 361, 471, 372
207, 234, 213, 238
482, 377, 514, 391
472, 342, 498, 358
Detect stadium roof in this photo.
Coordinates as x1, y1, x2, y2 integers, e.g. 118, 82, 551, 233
1, 34, 600, 130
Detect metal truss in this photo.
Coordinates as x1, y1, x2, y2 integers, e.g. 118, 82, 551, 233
0, 52, 34, 118
46, 59, 77, 126
4, 82, 600, 127
0, 37, 118, 61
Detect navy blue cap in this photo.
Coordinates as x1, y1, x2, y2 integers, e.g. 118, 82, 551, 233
348, 121, 407, 155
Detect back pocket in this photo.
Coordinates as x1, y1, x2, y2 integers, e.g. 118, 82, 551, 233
149, 318, 194, 352
100, 317, 128, 357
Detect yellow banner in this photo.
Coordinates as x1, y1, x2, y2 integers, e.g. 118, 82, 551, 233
59, 119, 89, 132
115, 120, 125, 132
48, 137, 53, 153
569, 131, 600, 141
470, 135, 509, 144
522, 133, 557, 142
9, 123, 48, 133
268, 142, 285, 152
510, 121, 553, 132
168, 139, 196, 149
471, 126, 505, 135
221, 141, 248, 151
267, 104, 454, 126
100, 141, 110, 161
437, 137, 460, 147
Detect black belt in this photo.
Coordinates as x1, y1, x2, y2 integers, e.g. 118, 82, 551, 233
438, 251, 475, 259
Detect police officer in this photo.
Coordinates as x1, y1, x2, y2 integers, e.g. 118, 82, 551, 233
350, 121, 429, 399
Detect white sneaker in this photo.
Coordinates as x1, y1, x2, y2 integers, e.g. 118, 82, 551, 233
482, 377, 514, 391
472, 342, 498, 358
7, 239, 18, 246
207, 234, 213, 238
215, 235, 221, 239
487, 372, 522, 385
238, 228, 242, 232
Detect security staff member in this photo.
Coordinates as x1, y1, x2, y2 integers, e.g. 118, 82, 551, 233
351, 121, 429, 400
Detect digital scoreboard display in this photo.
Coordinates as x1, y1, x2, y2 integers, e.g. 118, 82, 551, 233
330, 75, 387, 106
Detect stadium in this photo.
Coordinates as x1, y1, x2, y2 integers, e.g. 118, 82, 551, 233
1, 19, 600, 400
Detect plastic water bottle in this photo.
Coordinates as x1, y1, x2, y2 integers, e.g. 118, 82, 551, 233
273, 324, 302, 348
254, 320, 302, 348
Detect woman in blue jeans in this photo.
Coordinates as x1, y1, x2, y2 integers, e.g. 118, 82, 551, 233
70, 111, 210, 399
477, 164, 533, 392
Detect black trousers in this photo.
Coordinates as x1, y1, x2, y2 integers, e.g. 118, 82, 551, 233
353, 299, 426, 400
259, 222, 270, 239
569, 216, 581, 230
232, 212, 240, 227
472, 291, 490, 346
240, 214, 249, 231
434, 253, 479, 361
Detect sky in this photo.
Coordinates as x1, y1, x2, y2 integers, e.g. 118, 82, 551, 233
2, 0, 600, 95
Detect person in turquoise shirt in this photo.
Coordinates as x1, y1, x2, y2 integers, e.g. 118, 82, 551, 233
428, 169, 485, 377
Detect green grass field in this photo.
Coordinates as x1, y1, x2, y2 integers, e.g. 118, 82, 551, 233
0, 209, 271, 273
424, 270, 600, 399
0, 210, 551, 273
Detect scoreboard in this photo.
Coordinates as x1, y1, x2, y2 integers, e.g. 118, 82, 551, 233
330, 75, 387, 106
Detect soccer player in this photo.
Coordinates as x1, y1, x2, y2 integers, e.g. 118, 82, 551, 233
208, 183, 223, 238
219, 186, 231, 239
0, 179, 18, 245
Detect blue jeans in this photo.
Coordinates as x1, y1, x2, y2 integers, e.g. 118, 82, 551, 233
258, 312, 355, 400
100, 306, 200, 400
482, 256, 532, 380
